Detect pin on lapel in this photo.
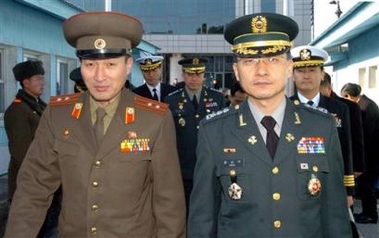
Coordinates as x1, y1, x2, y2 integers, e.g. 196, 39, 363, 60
63, 128, 70, 139
239, 114, 247, 126
294, 112, 301, 124
71, 103, 83, 119
223, 148, 236, 153
248, 136, 257, 145
285, 133, 295, 142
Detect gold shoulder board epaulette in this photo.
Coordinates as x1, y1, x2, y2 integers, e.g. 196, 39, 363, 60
49, 93, 81, 106
13, 98, 22, 104
134, 95, 169, 115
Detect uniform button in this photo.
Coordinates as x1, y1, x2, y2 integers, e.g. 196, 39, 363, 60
91, 226, 97, 234
274, 220, 281, 228
94, 160, 101, 168
272, 167, 279, 174
196, 125, 200, 129
312, 166, 319, 172
92, 181, 99, 188
91, 204, 99, 211
195, 114, 200, 118
273, 193, 281, 200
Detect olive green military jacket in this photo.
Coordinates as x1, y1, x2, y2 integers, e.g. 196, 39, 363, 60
4, 89, 46, 200
188, 98, 352, 238
5, 88, 186, 238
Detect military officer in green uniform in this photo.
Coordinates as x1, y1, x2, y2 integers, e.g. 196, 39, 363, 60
188, 13, 352, 238
165, 57, 225, 212
4, 11, 186, 238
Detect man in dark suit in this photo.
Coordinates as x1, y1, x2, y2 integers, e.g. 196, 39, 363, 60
341, 83, 379, 224
290, 45, 355, 207
165, 57, 225, 212
320, 73, 365, 176
133, 51, 176, 102
188, 13, 351, 238
4, 11, 186, 238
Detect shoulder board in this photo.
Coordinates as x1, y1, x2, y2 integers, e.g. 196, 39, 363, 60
49, 93, 81, 107
12, 98, 22, 104
204, 107, 233, 121
166, 88, 183, 97
207, 87, 223, 94
134, 95, 169, 115
294, 101, 331, 119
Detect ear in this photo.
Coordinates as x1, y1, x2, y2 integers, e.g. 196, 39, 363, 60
232, 63, 240, 82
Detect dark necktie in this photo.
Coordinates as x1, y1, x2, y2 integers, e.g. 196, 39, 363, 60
192, 95, 198, 111
152, 88, 159, 101
261, 116, 279, 159
307, 100, 314, 106
94, 108, 106, 145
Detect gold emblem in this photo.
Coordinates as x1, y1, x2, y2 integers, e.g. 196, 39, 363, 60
179, 117, 186, 126
300, 49, 311, 60
308, 175, 321, 196
193, 58, 199, 64
294, 112, 301, 124
239, 114, 247, 126
251, 16, 267, 33
285, 133, 295, 142
94, 38, 106, 49
63, 129, 70, 139
248, 136, 257, 145
178, 103, 183, 110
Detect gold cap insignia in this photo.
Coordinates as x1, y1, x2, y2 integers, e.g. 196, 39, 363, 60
145, 59, 152, 65
300, 49, 311, 60
94, 38, 106, 49
193, 58, 199, 64
251, 16, 267, 33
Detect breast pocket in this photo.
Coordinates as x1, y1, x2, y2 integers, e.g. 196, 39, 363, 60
118, 151, 152, 165
296, 155, 329, 200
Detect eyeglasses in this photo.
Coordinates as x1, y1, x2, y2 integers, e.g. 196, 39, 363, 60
237, 56, 288, 66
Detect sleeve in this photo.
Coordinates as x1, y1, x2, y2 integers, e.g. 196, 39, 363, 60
187, 121, 220, 238
153, 110, 186, 238
322, 121, 352, 237
4, 106, 62, 238
349, 103, 365, 172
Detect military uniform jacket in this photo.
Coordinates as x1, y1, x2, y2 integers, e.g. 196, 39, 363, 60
4, 88, 186, 238
4, 89, 46, 200
132, 83, 177, 102
290, 94, 355, 195
188, 98, 352, 238
164, 87, 225, 179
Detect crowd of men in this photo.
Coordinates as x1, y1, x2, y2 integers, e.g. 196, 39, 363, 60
2, 10, 378, 238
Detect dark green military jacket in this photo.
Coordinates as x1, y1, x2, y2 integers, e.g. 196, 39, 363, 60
188, 98, 352, 238
4, 89, 46, 200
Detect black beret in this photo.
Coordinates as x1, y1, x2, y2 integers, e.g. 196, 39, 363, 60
224, 13, 299, 57
12, 60, 45, 82
63, 11, 144, 59
178, 57, 208, 74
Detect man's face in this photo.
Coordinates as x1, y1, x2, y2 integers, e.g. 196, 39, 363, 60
23, 75, 45, 98
81, 55, 132, 106
292, 66, 325, 96
142, 67, 162, 87
231, 90, 247, 106
183, 72, 204, 91
233, 53, 292, 102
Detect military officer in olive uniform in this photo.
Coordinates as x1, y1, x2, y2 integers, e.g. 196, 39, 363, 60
188, 13, 352, 238
165, 57, 225, 211
4, 12, 186, 238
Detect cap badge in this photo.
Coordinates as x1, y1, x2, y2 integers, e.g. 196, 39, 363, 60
145, 59, 152, 65
192, 58, 199, 64
300, 49, 311, 60
251, 16, 267, 33
94, 38, 106, 50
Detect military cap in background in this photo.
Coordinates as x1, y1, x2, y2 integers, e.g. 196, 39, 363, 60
63, 11, 143, 59
224, 13, 299, 57
12, 60, 45, 82
291, 45, 329, 68
136, 51, 164, 71
178, 57, 208, 74
69, 67, 87, 92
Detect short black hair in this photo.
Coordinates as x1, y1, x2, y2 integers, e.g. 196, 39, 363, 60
231, 81, 245, 96
340, 83, 361, 97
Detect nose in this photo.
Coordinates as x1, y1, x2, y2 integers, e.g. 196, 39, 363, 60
255, 61, 269, 76
94, 65, 106, 81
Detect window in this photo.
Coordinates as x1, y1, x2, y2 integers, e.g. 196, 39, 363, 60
368, 66, 377, 89
0, 50, 4, 115
57, 60, 69, 95
358, 68, 366, 88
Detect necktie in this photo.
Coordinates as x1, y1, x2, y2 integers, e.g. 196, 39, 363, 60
192, 95, 198, 111
307, 100, 314, 106
94, 108, 106, 145
152, 88, 159, 101
261, 116, 279, 159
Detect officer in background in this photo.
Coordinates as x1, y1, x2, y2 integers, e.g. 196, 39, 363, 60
4, 11, 185, 238
70, 67, 87, 93
133, 51, 176, 101
290, 45, 355, 207
165, 57, 225, 212
4, 60, 61, 238
188, 13, 351, 238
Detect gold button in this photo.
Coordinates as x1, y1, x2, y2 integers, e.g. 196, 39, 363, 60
91, 227, 97, 234
196, 125, 200, 129
313, 166, 318, 172
92, 181, 99, 187
91, 204, 99, 211
94, 161, 101, 168
195, 114, 200, 118
273, 193, 281, 200
272, 167, 279, 174
274, 220, 281, 228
